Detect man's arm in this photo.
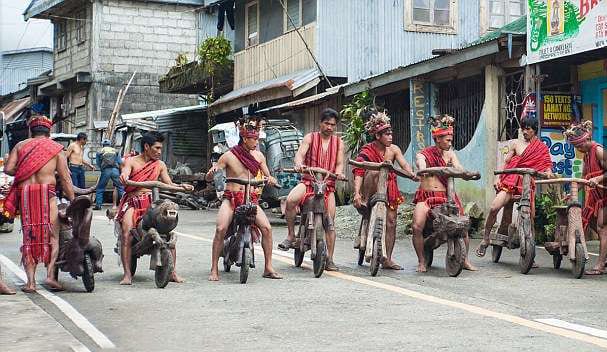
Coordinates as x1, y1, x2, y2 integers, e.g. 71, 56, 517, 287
449, 150, 465, 170
503, 140, 516, 165
415, 153, 427, 171
83, 158, 95, 170
158, 161, 175, 185
589, 146, 606, 186
294, 133, 312, 169
205, 153, 228, 182
258, 152, 277, 186
57, 152, 75, 201
352, 174, 364, 208
393, 145, 414, 174
95, 153, 102, 169
4, 142, 21, 176
119, 158, 133, 185
334, 138, 345, 177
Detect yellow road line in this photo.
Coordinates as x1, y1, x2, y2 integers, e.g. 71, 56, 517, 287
174, 230, 607, 349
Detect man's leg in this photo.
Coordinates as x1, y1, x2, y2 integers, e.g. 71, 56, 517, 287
255, 206, 281, 279
279, 183, 306, 250
587, 208, 606, 274
325, 192, 338, 271
209, 200, 233, 281
69, 166, 80, 189
476, 191, 512, 257
111, 168, 125, 199
119, 208, 135, 285
462, 231, 478, 271
0, 275, 15, 295
95, 169, 110, 209
382, 208, 401, 269
412, 202, 430, 272
44, 200, 63, 290
22, 261, 37, 292
355, 171, 378, 248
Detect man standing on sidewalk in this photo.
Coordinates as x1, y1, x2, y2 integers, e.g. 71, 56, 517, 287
94, 140, 124, 210
0, 116, 75, 292
66, 132, 95, 188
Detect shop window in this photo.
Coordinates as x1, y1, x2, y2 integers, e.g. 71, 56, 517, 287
76, 10, 86, 44
437, 74, 485, 150
54, 21, 67, 52
489, 0, 525, 29
284, 0, 302, 32
245, 1, 259, 47
405, 0, 458, 34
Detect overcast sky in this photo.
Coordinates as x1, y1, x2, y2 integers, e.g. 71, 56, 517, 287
0, 0, 52, 52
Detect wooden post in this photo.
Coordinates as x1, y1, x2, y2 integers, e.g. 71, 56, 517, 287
106, 72, 137, 143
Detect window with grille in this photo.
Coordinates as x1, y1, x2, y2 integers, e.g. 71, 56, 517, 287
284, 0, 302, 32
489, 0, 525, 29
55, 21, 67, 52
74, 107, 87, 127
437, 75, 485, 150
76, 10, 86, 44
406, 0, 457, 34
245, 1, 259, 47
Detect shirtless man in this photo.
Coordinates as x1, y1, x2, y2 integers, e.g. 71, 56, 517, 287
276, 108, 345, 271
412, 115, 476, 273
352, 111, 416, 269
475, 116, 552, 258
564, 121, 606, 275
2, 116, 74, 292
206, 118, 282, 281
116, 132, 192, 285
66, 132, 95, 189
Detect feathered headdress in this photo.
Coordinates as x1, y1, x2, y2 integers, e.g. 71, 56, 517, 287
428, 114, 454, 138
238, 116, 262, 139
364, 110, 391, 135
563, 120, 592, 146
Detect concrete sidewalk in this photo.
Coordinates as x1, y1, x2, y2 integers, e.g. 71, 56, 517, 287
0, 282, 88, 352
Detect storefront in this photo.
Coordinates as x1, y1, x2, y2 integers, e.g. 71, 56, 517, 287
526, 0, 606, 177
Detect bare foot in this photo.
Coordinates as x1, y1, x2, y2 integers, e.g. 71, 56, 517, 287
416, 263, 427, 273
382, 260, 403, 270
169, 272, 185, 283
119, 276, 132, 285
208, 271, 220, 281
21, 285, 36, 293
262, 271, 283, 279
44, 278, 64, 291
0, 281, 16, 295
463, 260, 478, 271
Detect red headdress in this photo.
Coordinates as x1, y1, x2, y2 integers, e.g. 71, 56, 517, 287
365, 110, 391, 135
29, 116, 53, 130
238, 117, 262, 139
429, 114, 454, 138
563, 120, 592, 146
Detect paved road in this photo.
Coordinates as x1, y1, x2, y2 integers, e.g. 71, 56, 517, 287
1, 208, 606, 352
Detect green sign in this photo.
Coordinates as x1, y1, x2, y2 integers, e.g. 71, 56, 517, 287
527, 0, 606, 64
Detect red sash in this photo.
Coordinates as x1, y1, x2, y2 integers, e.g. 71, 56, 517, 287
20, 184, 56, 265
582, 143, 605, 229
353, 143, 404, 210
230, 144, 260, 176
303, 132, 339, 190
417, 146, 463, 212
116, 160, 161, 224
0, 138, 63, 219
497, 138, 552, 198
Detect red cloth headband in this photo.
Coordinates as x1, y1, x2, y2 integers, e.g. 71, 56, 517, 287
29, 117, 53, 129
566, 131, 590, 146
240, 128, 259, 139
432, 126, 453, 138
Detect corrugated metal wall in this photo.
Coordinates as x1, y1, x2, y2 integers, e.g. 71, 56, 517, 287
316, 0, 481, 81
0, 51, 53, 95
156, 110, 208, 171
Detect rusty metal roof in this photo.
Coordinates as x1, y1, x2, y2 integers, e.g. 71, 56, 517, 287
0, 97, 31, 124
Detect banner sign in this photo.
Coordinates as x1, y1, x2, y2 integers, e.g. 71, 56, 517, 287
540, 130, 584, 177
541, 93, 575, 128
409, 80, 432, 160
527, 0, 607, 64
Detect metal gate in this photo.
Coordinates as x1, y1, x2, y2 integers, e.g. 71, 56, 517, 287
437, 74, 485, 150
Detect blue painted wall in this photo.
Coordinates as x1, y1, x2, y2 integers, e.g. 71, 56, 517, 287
580, 77, 607, 146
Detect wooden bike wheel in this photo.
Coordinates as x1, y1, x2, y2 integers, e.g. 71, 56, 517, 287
312, 215, 326, 278
491, 245, 503, 263
445, 237, 465, 277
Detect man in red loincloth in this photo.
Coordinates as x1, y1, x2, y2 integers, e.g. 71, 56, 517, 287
206, 117, 281, 281
2, 116, 74, 292
564, 121, 606, 275
352, 111, 416, 270
276, 108, 345, 271
412, 115, 476, 273
116, 132, 193, 285
475, 116, 552, 258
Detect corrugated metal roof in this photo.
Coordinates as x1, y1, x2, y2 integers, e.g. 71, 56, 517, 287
463, 16, 527, 49
0, 98, 31, 123
209, 68, 321, 114
121, 104, 206, 120
256, 84, 343, 113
